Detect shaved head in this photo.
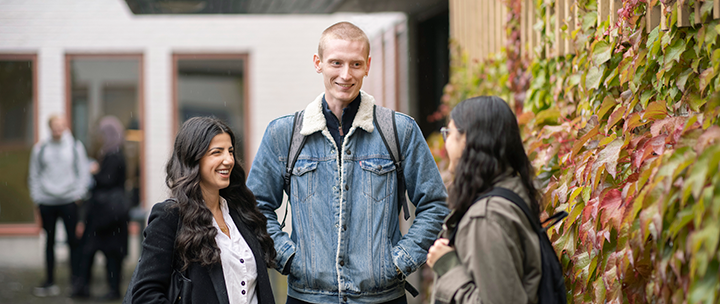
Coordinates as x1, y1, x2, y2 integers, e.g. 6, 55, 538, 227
318, 21, 370, 60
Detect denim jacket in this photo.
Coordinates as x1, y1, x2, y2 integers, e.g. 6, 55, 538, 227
247, 91, 449, 303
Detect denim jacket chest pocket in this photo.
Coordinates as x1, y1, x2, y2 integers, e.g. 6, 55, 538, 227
291, 159, 318, 202
359, 158, 396, 202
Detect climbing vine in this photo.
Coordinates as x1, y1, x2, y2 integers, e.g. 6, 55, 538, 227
435, 0, 720, 302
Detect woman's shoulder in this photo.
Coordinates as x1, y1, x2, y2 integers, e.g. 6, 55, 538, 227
464, 177, 531, 223
148, 199, 181, 223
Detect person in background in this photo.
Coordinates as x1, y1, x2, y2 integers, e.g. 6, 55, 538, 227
427, 96, 543, 303
247, 21, 448, 304
72, 115, 129, 300
129, 117, 276, 304
28, 114, 90, 297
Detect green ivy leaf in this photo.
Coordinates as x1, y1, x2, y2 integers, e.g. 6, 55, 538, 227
699, 67, 717, 93
664, 39, 686, 65
676, 68, 693, 92
592, 138, 625, 179
586, 66, 605, 90
593, 41, 613, 66
606, 105, 627, 133
643, 100, 668, 121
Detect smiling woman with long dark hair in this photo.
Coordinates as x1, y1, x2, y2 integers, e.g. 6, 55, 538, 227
427, 96, 543, 303
128, 117, 276, 304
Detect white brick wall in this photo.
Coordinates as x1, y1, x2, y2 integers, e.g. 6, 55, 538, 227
0, 0, 405, 208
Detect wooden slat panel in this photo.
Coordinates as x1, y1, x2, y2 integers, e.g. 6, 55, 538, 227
545, 0, 552, 57
566, 0, 576, 54
661, 2, 669, 30
714, 0, 719, 19
610, 0, 622, 25
598, 0, 610, 27
678, 0, 691, 27
474, 0, 481, 61
555, 0, 565, 56
694, 0, 701, 24
646, 2, 661, 33
481, 0, 488, 59
501, 0, 507, 52
529, 0, 537, 57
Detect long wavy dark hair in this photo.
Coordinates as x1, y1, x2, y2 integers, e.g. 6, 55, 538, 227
166, 117, 276, 270
445, 96, 541, 228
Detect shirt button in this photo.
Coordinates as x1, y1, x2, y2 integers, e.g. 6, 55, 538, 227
339, 260, 344, 266
342, 225, 347, 231
346, 150, 351, 155
240, 259, 244, 263
343, 295, 347, 302
241, 281, 245, 286
344, 185, 349, 191
242, 290, 246, 295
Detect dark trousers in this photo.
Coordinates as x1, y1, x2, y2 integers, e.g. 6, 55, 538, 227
287, 295, 407, 304
39, 202, 80, 285
78, 247, 124, 295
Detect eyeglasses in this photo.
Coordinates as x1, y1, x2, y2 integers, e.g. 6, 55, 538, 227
440, 127, 450, 141
440, 126, 462, 141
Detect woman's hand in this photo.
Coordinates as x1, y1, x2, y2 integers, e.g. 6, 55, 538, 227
427, 238, 454, 268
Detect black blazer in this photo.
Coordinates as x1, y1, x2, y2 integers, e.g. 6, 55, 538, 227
130, 200, 274, 304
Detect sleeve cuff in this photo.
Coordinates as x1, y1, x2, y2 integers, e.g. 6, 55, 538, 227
431, 251, 461, 277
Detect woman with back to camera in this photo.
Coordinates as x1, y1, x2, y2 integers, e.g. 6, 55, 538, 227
129, 116, 276, 304
427, 96, 543, 303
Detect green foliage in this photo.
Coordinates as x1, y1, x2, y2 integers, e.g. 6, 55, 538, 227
436, 0, 720, 302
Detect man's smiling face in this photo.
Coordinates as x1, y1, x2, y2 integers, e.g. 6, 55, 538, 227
314, 38, 371, 106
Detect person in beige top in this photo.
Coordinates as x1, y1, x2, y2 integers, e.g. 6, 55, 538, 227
427, 96, 542, 304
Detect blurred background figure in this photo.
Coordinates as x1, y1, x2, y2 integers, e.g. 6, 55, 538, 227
72, 116, 129, 301
28, 114, 91, 297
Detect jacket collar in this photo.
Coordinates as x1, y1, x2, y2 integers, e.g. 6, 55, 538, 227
300, 90, 376, 136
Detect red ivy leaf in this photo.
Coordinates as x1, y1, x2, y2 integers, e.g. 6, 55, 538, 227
607, 105, 627, 132
650, 117, 685, 137
600, 189, 624, 231
572, 124, 600, 159
624, 112, 650, 132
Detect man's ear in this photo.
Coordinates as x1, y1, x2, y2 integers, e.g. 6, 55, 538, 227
365, 56, 371, 76
313, 54, 322, 73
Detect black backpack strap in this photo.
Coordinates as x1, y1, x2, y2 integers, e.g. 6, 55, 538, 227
448, 187, 568, 245
280, 110, 307, 229
373, 105, 410, 220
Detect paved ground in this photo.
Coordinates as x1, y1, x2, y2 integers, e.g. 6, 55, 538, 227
0, 234, 139, 304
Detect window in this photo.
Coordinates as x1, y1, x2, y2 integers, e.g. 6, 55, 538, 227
0, 55, 37, 225
67, 55, 143, 208
174, 54, 248, 162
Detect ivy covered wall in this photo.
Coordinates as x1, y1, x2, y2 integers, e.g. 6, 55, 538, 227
438, 0, 720, 302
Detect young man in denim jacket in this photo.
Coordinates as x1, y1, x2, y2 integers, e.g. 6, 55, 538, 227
247, 22, 449, 304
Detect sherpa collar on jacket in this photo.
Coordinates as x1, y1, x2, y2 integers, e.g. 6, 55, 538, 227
300, 90, 376, 136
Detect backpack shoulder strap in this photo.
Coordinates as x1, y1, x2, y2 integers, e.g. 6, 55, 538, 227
280, 110, 307, 229
449, 187, 541, 246
373, 105, 410, 220
38, 141, 48, 172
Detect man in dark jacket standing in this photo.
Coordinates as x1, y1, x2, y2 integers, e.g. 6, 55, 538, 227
28, 114, 90, 297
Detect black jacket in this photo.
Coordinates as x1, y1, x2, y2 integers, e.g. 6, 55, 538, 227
130, 200, 275, 304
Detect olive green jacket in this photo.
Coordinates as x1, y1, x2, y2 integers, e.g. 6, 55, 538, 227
431, 172, 542, 304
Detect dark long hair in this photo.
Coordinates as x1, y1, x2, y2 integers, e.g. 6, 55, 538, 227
446, 96, 541, 228
166, 117, 276, 270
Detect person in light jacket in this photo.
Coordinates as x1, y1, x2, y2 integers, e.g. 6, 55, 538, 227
427, 96, 543, 304
129, 117, 276, 304
28, 114, 90, 297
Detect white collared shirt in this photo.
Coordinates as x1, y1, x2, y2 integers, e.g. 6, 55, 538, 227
212, 197, 258, 304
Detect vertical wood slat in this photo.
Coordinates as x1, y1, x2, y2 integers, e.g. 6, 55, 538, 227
661, 2, 669, 30
489, 0, 495, 56
530, 0, 538, 56
566, 0, 576, 54
694, 0, 702, 25
501, 0, 507, 52
646, 2, 661, 33
677, 0, 691, 27
610, 0, 622, 25
715, 0, 720, 19
545, 0, 552, 57
555, 0, 565, 56
598, 0, 610, 27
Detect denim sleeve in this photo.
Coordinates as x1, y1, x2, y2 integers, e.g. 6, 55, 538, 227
247, 116, 296, 273
392, 114, 449, 276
